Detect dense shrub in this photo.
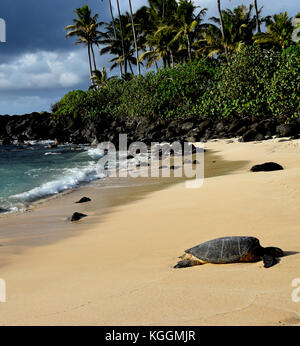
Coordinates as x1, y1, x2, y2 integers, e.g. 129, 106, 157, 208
265, 44, 300, 118
53, 60, 216, 121
197, 46, 282, 118
113, 60, 216, 120
51, 90, 87, 118
52, 45, 299, 123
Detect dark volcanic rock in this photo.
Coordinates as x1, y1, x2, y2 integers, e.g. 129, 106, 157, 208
76, 197, 91, 204
198, 120, 211, 132
0, 137, 12, 145
276, 124, 298, 137
0, 207, 9, 214
71, 212, 88, 222
290, 134, 300, 140
185, 136, 196, 142
241, 129, 264, 142
236, 126, 248, 136
253, 133, 265, 141
228, 119, 245, 134
215, 122, 225, 133
250, 162, 284, 172
181, 122, 194, 131
186, 128, 201, 141
1, 110, 299, 146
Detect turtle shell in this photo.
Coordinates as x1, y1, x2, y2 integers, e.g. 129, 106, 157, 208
185, 236, 261, 263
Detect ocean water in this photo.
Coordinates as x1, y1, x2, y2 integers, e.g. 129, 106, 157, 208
0, 141, 106, 213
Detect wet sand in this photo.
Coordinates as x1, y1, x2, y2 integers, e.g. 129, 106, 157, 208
0, 149, 245, 262
0, 138, 300, 325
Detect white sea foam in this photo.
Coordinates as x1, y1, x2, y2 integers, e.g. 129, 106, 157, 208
0, 199, 26, 214
86, 147, 105, 159
11, 163, 105, 203
24, 140, 54, 145
44, 152, 61, 156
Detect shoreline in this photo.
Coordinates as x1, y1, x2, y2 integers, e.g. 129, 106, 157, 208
1, 137, 300, 325
0, 145, 245, 263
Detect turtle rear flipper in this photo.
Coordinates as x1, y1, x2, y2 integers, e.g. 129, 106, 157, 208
262, 254, 277, 268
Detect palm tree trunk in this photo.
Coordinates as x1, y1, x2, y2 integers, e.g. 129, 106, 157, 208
129, 61, 134, 74
254, 0, 261, 33
87, 44, 94, 85
217, 0, 228, 57
107, 0, 123, 77
170, 50, 174, 68
116, 0, 126, 76
128, 0, 141, 76
186, 33, 192, 61
150, 47, 159, 70
163, 57, 167, 69
91, 45, 97, 72
167, 53, 171, 68
124, 57, 128, 74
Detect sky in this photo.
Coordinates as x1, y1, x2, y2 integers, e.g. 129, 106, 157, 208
0, 0, 298, 115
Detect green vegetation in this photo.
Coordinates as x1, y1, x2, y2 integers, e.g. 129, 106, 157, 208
55, 1, 299, 122
53, 45, 299, 121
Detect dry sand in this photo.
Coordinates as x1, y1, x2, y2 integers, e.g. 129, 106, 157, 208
0, 138, 300, 325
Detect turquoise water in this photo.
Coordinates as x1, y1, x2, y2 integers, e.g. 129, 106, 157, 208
0, 142, 105, 213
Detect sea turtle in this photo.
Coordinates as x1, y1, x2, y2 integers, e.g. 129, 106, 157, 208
174, 236, 284, 269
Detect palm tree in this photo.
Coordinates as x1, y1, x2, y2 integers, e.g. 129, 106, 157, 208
196, 5, 257, 57
217, 0, 228, 57
167, 1, 207, 61
128, 0, 141, 75
154, 24, 177, 67
137, 0, 180, 68
100, 13, 137, 74
91, 67, 108, 89
65, 5, 102, 83
100, 0, 123, 77
253, 12, 295, 49
194, 23, 223, 57
135, 2, 165, 69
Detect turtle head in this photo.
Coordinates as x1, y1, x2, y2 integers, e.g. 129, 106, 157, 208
264, 247, 284, 258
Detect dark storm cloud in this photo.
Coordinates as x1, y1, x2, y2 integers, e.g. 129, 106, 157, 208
0, 0, 112, 114
0, 0, 110, 61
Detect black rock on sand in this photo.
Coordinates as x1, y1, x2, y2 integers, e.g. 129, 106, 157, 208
0, 207, 9, 214
71, 212, 88, 222
76, 197, 91, 204
250, 162, 283, 172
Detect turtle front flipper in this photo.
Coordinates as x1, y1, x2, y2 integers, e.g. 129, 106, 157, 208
174, 260, 193, 268
262, 254, 278, 268
174, 253, 205, 268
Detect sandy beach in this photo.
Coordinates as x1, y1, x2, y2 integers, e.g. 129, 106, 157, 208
1, 138, 300, 325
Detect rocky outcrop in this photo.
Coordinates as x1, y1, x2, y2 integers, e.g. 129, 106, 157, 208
1, 112, 300, 145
